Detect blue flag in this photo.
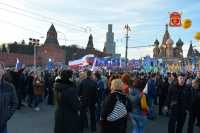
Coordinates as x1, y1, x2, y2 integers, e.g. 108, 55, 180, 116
16, 58, 21, 69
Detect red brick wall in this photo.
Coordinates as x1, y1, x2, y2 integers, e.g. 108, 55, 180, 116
0, 52, 42, 67
38, 43, 64, 66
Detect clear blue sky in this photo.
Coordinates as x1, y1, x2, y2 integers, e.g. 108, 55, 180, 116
0, 0, 200, 59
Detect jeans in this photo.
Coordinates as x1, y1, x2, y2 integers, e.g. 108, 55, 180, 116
147, 98, 154, 118
0, 126, 7, 133
130, 113, 147, 133
168, 109, 187, 133
96, 98, 103, 121
34, 95, 42, 107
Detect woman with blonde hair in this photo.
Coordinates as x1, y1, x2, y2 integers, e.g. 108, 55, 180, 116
33, 71, 44, 111
107, 74, 121, 93
100, 79, 126, 133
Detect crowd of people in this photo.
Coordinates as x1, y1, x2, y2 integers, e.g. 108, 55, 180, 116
0, 63, 200, 133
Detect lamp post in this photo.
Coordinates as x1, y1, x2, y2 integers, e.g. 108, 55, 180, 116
124, 24, 131, 69
57, 31, 67, 65
72, 53, 76, 60
29, 38, 40, 69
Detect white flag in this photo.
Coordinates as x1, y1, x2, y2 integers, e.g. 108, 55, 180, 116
90, 57, 97, 71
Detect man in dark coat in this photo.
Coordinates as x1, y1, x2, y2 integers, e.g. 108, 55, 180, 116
78, 70, 98, 133
48, 71, 56, 105
164, 73, 192, 133
7, 64, 25, 109
187, 79, 200, 133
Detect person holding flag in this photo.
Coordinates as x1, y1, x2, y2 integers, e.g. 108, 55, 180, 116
7, 58, 25, 109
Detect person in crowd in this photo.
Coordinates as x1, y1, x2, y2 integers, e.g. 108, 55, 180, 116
140, 73, 148, 90
6, 64, 25, 109
78, 70, 98, 133
43, 69, 50, 99
154, 74, 161, 105
168, 73, 173, 84
100, 79, 127, 133
170, 72, 178, 86
33, 71, 44, 111
107, 74, 121, 93
194, 71, 200, 126
129, 79, 149, 133
157, 77, 169, 116
164, 73, 192, 133
121, 73, 132, 133
27, 71, 34, 107
186, 75, 193, 86
187, 79, 200, 133
19, 70, 28, 106
0, 64, 18, 133
94, 72, 104, 123
101, 72, 108, 100
53, 69, 81, 133
146, 73, 157, 120
47, 71, 56, 105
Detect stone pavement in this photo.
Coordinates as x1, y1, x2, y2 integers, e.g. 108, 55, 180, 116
7, 99, 199, 133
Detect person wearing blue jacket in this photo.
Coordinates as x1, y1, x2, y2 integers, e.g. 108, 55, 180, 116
147, 73, 157, 120
94, 72, 104, 123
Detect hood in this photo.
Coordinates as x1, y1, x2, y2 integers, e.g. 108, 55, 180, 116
54, 79, 74, 92
129, 87, 140, 96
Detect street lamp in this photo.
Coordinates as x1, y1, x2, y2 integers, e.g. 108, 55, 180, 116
72, 53, 76, 60
29, 38, 40, 69
57, 31, 67, 65
124, 24, 131, 69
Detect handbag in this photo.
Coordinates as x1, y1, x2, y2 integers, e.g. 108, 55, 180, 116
107, 95, 127, 121
143, 83, 148, 94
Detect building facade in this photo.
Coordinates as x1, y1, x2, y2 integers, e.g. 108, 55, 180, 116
38, 24, 64, 66
153, 24, 184, 65
104, 24, 116, 55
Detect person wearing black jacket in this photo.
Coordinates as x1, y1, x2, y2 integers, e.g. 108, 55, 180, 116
27, 71, 34, 107
54, 69, 81, 133
7, 64, 25, 109
157, 77, 169, 116
164, 73, 192, 133
187, 79, 200, 133
139, 73, 147, 90
78, 70, 98, 133
47, 71, 56, 105
100, 79, 126, 133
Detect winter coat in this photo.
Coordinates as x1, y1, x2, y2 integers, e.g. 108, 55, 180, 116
0, 80, 18, 131
100, 90, 126, 133
165, 82, 192, 111
54, 79, 81, 133
10, 68, 24, 89
78, 77, 98, 107
157, 81, 169, 96
33, 76, 44, 95
27, 75, 34, 96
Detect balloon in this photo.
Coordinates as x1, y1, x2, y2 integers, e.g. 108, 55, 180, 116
194, 32, 200, 41
182, 19, 192, 29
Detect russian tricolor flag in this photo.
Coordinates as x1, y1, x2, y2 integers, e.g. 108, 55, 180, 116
16, 58, 21, 69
